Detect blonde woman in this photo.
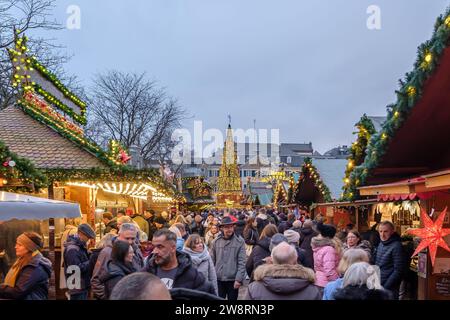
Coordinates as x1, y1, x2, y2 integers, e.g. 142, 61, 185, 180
60, 218, 81, 289
322, 248, 369, 300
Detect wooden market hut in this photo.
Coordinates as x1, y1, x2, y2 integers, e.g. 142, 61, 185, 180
0, 34, 179, 297
353, 8, 450, 300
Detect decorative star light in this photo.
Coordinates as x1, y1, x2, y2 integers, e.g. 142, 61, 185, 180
407, 207, 450, 266
119, 150, 131, 164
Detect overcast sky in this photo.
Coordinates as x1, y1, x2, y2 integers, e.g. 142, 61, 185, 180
34, 0, 449, 154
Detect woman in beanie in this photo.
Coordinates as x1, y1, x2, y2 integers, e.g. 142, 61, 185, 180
0, 232, 52, 300
311, 222, 342, 288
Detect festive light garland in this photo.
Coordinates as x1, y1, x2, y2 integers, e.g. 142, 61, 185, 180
293, 158, 332, 203
351, 9, 450, 196
0, 139, 48, 190
341, 115, 376, 201
8, 35, 87, 124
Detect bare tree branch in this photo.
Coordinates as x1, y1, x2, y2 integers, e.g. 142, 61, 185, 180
85, 70, 188, 166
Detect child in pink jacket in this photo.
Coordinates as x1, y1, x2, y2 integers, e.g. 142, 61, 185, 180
311, 222, 342, 288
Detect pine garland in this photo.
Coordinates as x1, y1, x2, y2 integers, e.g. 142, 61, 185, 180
351, 8, 450, 198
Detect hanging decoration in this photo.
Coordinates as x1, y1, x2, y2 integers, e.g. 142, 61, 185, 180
407, 207, 450, 266
108, 140, 131, 165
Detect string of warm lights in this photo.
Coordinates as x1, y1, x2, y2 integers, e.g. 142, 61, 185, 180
348, 9, 450, 200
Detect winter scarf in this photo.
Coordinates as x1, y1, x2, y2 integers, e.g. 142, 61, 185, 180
182, 246, 210, 266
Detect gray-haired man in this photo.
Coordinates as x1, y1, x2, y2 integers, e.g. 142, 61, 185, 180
91, 223, 144, 299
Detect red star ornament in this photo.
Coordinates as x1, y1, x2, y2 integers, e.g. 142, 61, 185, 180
119, 150, 131, 164
407, 207, 450, 266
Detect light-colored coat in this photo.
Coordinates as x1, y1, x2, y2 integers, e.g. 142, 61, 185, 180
182, 247, 218, 295
311, 236, 341, 287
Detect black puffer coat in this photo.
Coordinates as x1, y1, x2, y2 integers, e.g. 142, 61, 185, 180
0, 253, 52, 300
246, 237, 271, 280
374, 233, 403, 290
299, 227, 317, 270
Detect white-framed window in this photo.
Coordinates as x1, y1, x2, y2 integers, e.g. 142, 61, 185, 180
287, 156, 292, 164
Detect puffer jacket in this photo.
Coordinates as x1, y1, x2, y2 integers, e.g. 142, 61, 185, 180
210, 233, 246, 283
299, 227, 318, 270
245, 263, 321, 300
343, 240, 372, 261
374, 233, 403, 290
64, 235, 91, 294
144, 251, 215, 294
311, 236, 341, 287
245, 236, 271, 280
0, 253, 52, 300
182, 247, 218, 295
98, 260, 136, 299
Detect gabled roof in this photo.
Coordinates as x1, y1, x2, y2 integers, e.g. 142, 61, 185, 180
0, 106, 106, 169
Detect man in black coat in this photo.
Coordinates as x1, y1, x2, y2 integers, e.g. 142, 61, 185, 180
374, 221, 404, 299
64, 224, 96, 300
143, 229, 215, 294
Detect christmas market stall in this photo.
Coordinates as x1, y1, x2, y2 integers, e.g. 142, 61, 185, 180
292, 158, 347, 224
0, 34, 180, 297
353, 8, 450, 300
180, 176, 215, 212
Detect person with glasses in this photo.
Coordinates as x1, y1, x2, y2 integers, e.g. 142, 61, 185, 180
91, 223, 144, 300
343, 230, 372, 261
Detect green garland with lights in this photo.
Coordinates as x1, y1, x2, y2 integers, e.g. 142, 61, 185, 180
273, 181, 287, 205
293, 158, 332, 203
9, 35, 87, 124
341, 114, 377, 201
349, 8, 450, 200
33, 83, 87, 125
0, 140, 48, 190
287, 175, 295, 204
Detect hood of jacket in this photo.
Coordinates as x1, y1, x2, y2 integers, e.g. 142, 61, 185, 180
255, 236, 271, 251
27, 253, 52, 278
64, 234, 87, 250
253, 264, 316, 294
311, 235, 338, 249
381, 232, 401, 246
182, 246, 210, 265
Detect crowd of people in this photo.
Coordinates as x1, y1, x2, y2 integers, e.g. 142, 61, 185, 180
0, 206, 414, 300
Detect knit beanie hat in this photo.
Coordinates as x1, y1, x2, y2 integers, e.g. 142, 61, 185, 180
284, 230, 300, 245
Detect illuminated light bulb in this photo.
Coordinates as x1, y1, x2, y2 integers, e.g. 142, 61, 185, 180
382, 133, 387, 140
424, 53, 432, 64
394, 111, 399, 118
445, 16, 450, 27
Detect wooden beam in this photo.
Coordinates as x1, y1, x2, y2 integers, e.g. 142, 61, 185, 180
359, 184, 413, 196
425, 173, 450, 189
